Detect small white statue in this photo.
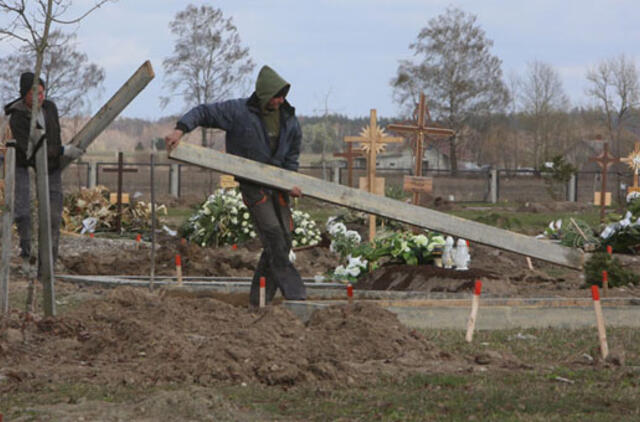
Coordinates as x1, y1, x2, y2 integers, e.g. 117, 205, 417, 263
453, 238, 470, 270
442, 236, 455, 269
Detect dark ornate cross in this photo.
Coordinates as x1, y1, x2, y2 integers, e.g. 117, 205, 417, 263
333, 142, 363, 187
103, 151, 138, 232
387, 93, 454, 204
590, 142, 619, 223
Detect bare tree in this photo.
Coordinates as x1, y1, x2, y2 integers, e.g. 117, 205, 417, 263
0, 0, 113, 140
0, 30, 105, 117
391, 7, 508, 173
519, 60, 569, 168
162, 4, 255, 147
586, 54, 640, 157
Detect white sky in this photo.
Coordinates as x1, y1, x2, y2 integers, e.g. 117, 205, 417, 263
2, 0, 639, 120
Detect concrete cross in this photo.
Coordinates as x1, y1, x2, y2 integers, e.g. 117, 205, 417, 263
387, 93, 454, 205
590, 141, 619, 222
345, 109, 402, 241
333, 142, 363, 187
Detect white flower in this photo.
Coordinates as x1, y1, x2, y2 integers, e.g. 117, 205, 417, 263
334, 265, 348, 277
231, 218, 238, 225
328, 222, 347, 236
347, 255, 368, 269
243, 212, 250, 219
295, 227, 303, 234
301, 237, 307, 244
243, 228, 249, 233
230, 207, 238, 215
413, 234, 428, 247
346, 266, 361, 277
250, 231, 256, 238
346, 230, 361, 243
203, 207, 211, 215
242, 221, 248, 227
292, 239, 298, 247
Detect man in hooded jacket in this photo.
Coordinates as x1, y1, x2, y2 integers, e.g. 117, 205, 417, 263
3, 72, 83, 265
165, 65, 306, 306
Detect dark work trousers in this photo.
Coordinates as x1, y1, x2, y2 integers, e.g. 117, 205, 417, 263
14, 165, 63, 262
245, 190, 306, 306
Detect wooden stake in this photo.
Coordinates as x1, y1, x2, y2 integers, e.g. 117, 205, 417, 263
465, 280, 482, 342
347, 283, 353, 305
591, 285, 609, 360
602, 270, 608, 297
606, 245, 612, 255
136, 233, 141, 249
35, 134, 56, 317
149, 153, 156, 292
0, 132, 15, 313
526, 257, 534, 271
259, 276, 266, 308
175, 254, 183, 286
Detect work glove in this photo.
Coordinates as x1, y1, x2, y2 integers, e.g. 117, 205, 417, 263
63, 144, 85, 159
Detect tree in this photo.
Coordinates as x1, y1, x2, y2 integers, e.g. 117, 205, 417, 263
519, 61, 569, 168
0, 0, 112, 139
586, 54, 640, 157
0, 30, 105, 117
391, 7, 508, 173
162, 4, 255, 147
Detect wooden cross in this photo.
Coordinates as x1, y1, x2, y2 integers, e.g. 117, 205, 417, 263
345, 109, 402, 241
621, 142, 640, 194
103, 151, 138, 233
387, 93, 454, 205
333, 142, 363, 187
590, 142, 619, 223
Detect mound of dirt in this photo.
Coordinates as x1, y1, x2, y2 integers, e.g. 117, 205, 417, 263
0, 288, 450, 391
356, 264, 498, 292
59, 234, 337, 278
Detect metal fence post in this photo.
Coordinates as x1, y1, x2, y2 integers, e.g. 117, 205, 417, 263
567, 173, 577, 202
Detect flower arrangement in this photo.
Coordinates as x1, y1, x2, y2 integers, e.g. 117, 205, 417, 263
325, 216, 446, 282
599, 192, 640, 253
181, 188, 321, 248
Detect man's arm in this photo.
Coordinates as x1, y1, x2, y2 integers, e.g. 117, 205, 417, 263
165, 100, 237, 151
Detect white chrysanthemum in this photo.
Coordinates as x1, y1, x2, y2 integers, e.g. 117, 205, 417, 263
413, 234, 428, 247
346, 230, 361, 243
203, 207, 211, 215
346, 265, 361, 277
292, 239, 298, 247
250, 231, 256, 238
328, 222, 347, 236
295, 227, 303, 234
334, 265, 348, 277
242, 221, 248, 227
347, 255, 368, 269
243, 228, 249, 233
231, 217, 238, 225
243, 212, 250, 219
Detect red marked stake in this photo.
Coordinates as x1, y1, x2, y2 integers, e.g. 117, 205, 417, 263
347, 283, 354, 305
89, 232, 94, 238
591, 285, 609, 359
606, 245, 613, 255
602, 270, 608, 297
259, 276, 266, 308
232, 244, 238, 250
175, 254, 183, 286
135, 233, 141, 249
466, 280, 482, 343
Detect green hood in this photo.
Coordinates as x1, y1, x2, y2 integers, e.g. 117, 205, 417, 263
255, 65, 290, 111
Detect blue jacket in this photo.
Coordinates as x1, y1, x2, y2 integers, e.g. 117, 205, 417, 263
176, 94, 301, 172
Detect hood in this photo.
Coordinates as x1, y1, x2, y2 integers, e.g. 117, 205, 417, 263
4, 97, 25, 116
254, 65, 290, 111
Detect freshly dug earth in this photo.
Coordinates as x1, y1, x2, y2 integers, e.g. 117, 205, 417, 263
54, 233, 640, 298
0, 286, 462, 391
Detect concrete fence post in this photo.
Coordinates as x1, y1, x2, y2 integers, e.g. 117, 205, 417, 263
170, 163, 180, 198
567, 173, 577, 202
332, 162, 341, 184
88, 161, 97, 189
490, 168, 498, 204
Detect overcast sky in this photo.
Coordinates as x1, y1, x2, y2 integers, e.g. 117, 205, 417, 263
2, 0, 639, 120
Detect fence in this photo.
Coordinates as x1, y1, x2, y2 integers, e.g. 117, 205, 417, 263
59, 160, 634, 206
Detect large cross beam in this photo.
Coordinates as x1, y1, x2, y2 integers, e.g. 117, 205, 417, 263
345, 109, 402, 241
169, 143, 586, 269
387, 93, 454, 205
590, 142, 619, 223
61, 61, 155, 170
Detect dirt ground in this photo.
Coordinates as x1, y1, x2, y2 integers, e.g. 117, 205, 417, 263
55, 230, 640, 298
